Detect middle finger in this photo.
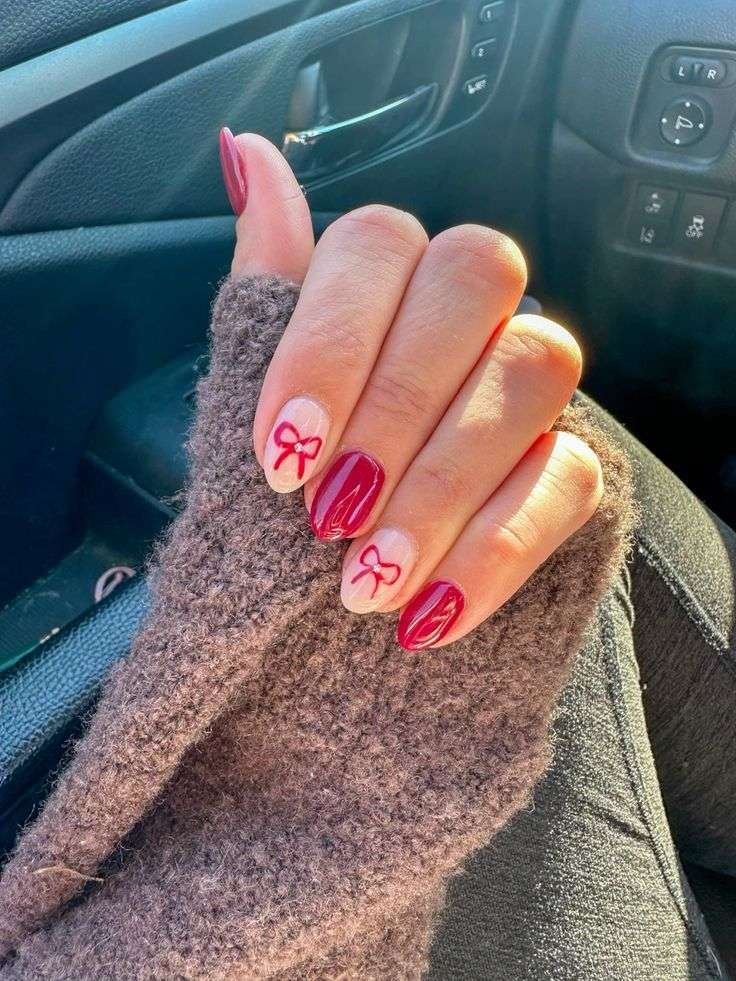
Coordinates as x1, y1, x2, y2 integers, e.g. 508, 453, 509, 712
306, 225, 527, 540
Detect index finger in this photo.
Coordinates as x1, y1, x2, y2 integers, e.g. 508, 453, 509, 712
252, 205, 429, 492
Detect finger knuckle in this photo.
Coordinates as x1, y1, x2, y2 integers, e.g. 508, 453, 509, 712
498, 316, 583, 392
480, 519, 532, 565
429, 225, 527, 297
413, 457, 475, 507
552, 433, 603, 505
305, 315, 371, 373
333, 205, 428, 259
364, 368, 431, 429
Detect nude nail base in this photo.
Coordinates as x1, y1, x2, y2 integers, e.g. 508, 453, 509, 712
263, 397, 329, 493
341, 528, 415, 613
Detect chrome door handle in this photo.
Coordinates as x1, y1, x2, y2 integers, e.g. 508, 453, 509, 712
282, 83, 437, 179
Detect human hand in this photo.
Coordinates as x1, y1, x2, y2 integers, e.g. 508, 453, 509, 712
219, 128, 603, 651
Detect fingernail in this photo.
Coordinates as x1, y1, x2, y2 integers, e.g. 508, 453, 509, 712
309, 451, 385, 541
219, 126, 247, 216
263, 397, 330, 493
397, 580, 466, 651
341, 528, 416, 613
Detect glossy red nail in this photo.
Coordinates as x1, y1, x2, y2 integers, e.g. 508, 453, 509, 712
397, 580, 466, 651
218, 126, 247, 216
309, 451, 385, 541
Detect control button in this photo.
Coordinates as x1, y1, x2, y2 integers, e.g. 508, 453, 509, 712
716, 205, 736, 262
635, 185, 678, 222
463, 75, 489, 98
479, 1, 504, 24
672, 193, 726, 255
660, 96, 709, 147
697, 59, 726, 86
471, 37, 498, 61
671, 57, 695, 83
628, 219, 671, 250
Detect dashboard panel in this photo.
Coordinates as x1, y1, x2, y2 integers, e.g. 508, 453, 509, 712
547, 0, 736, 522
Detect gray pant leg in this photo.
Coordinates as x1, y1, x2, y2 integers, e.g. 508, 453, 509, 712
429, 391, 736, 980
429, 575, 725, 980
583, 391, 736, 876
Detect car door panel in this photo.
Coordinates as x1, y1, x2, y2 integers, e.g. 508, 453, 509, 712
0, 0, 568, 604
0, 0, 185, 71
0, 0, 559, 232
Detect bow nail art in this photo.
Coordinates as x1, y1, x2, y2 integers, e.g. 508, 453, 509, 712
273, 422, 323, 480
341, 528, 416, 613
264, 397, 330, 493
350, 544, 401, 599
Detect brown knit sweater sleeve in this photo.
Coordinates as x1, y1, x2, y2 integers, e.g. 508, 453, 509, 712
0, 276, 634, 979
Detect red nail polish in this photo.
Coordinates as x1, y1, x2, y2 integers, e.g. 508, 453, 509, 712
218, 127, 248, 216
309, 451, 385, 541
397, 580, 466, 651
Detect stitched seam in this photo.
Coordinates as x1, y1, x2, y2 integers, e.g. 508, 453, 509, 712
636, 533, 733, 659
599, 595, 723, 979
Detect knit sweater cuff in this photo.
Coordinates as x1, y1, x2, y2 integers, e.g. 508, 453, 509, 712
0, 275, 635, 978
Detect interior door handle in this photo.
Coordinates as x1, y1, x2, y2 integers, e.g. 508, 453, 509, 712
282, 82, 437, 179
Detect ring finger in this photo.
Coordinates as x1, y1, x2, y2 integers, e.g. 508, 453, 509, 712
340, 314, 582, 613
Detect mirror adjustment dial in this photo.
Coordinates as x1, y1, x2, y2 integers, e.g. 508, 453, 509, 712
659, 96, 710, 147
635, 47, 736, 160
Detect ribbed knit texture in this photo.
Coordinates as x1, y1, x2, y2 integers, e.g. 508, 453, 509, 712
0, 276, 635, 978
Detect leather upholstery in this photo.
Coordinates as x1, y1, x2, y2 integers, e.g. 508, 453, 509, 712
0, 0, 182, 71
0, 576, 149, 851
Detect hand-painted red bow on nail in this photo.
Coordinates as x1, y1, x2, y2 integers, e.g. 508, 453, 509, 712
272, 422, 323, 479
350, 544, 402, 599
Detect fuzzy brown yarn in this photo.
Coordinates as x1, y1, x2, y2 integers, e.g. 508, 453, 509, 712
0, 276, 635, 979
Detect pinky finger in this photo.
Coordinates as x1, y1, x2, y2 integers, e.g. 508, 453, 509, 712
396, 431, 604, 651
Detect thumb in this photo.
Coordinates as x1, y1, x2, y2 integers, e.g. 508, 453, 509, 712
219, 128, 315, 284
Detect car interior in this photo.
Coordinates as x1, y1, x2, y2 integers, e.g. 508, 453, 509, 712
1, 0, 735, 966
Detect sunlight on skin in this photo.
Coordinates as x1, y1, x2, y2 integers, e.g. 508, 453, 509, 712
222, 131, 601, 650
